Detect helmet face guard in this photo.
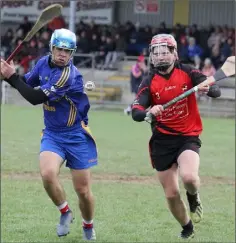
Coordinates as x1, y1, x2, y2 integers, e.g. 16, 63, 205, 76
149, 34, 178, 72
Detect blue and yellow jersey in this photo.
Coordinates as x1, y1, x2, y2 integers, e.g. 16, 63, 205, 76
24, 55, 89, 131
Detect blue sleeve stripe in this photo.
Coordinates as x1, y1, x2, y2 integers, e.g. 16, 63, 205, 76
55, 67, 70, 87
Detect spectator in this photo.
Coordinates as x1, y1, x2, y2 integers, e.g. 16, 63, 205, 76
37, 40, 48, 58
124, 21, 135, 44
201, 58, 216, 77
191, 24, 201, 44
1, 22, 234, 72
77, 31, 89, 53
102, 36, 116, 69
184, 26, 191, 41
178, 36, 189, 63
14, 59, 24, 75
130, 22, 141, 43
20, 39, 38, 73
12, 28, 24, 47
151, 26, 158, 36
193, 55, 202, 70
103, 33, 126, 70
124, 55, 147, 115
39, 30, 51, 51
172, 23, 184, 44
232, 45, 235, 56
210, 45, 222, 69
198, 26, 211, 58
197, 57, 216, 102
128, 21, 144, 56
227, 28, 235, 40
48, 15, 66, 31
89, 33, 100, 53
17, 16, 33, 36
1, 28, 14, 57
207, 27, 222, 49
75, 20, 86, 36
141, 25, 152, 44
187, 37, 203, 63
95, 35, 107, 68
221, 38, 233, 62
1, 28, 13, 48
159, 21, 168, 34
221, 26, 229, 43
86, 20, 98, 39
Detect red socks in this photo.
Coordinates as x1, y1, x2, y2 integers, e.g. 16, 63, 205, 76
57, 201, 70, 214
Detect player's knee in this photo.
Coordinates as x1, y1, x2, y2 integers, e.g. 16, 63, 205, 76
74, 183, 91, 198
40, 168, 58, 183
182, 173, 199, 185
165, 188, 180, 201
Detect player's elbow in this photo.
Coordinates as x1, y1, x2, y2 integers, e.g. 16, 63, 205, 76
131, 109, 139, 121
30, 101, 41, 106
26, 92, 48, 105
24, 97, 43, 105
207, 84, 221, 98
131, 108, 146, 122
26, 97, 45, 105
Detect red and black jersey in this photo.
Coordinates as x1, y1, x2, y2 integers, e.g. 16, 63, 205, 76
132, 62, 221, 136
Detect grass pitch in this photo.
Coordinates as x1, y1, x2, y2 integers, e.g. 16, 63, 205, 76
1, 105, 235, 242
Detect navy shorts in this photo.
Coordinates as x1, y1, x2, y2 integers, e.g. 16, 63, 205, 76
40, 126, 98, 170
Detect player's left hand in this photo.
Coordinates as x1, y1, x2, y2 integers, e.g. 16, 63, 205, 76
0, 59, 16, 80
198, 85, 210, 94
149, 104, 164, 116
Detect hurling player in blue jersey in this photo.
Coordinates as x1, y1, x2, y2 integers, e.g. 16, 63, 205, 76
1, 29, 97, 240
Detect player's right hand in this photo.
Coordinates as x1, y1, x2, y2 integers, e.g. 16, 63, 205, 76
198, 85, 210, 94
0, 59, 16, 79
149, 105, 164, 116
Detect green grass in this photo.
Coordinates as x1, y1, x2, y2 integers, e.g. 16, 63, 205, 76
1, 105, 235, 242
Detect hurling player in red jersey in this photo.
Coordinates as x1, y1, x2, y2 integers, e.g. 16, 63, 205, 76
132, 34, 221, 239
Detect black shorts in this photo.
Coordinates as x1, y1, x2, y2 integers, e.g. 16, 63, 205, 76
149, 131, 202, 172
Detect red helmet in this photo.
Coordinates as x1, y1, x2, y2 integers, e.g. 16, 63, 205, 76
150, 34, 177, 51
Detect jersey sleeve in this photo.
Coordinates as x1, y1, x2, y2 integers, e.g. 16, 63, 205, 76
189, 68, 207, 86
40, 66, 72, 101
132, 74, 152, 111
188, 65, 221, 98
23, 62, 40, 88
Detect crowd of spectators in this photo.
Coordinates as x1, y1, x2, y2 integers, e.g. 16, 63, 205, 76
1, 16, 235, 74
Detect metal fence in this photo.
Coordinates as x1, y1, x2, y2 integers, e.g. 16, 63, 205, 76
1, 54, 235, 118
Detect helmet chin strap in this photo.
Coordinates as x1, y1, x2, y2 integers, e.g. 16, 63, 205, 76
154, 60, 175, 73
155, 63, 171, 72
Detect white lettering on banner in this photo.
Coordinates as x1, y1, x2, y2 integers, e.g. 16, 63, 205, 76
160, 98, 189, 121
1, 1, 34, 8
37, 1, 112, 11
1, 1, 113, 24
74, 9, 112, 24
134, 0, 160, 14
